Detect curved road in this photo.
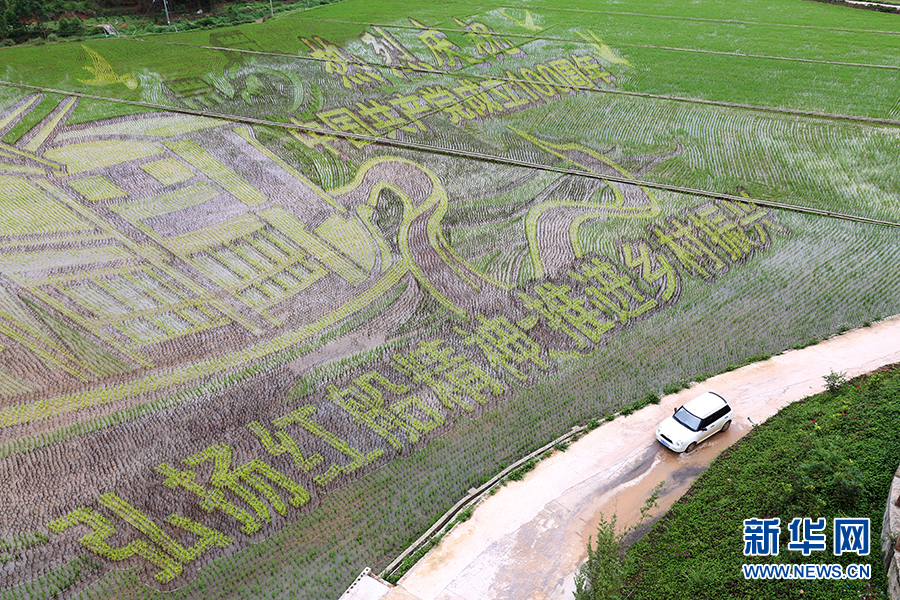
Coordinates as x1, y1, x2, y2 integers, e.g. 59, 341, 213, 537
344, 313, 900, 600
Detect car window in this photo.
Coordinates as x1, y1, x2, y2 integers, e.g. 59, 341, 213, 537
711, 407, 729, 422
673, 407, 701, 431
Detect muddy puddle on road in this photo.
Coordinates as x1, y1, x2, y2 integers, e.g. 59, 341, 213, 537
551, 421, 755, 599
583, 419, 752, 544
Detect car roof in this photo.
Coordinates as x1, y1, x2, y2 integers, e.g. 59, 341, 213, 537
682, 391, 728, 418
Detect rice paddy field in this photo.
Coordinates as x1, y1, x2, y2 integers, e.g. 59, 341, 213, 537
0, 0, 898, 597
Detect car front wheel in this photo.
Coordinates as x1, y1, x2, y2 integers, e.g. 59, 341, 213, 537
685, 442, 697, 453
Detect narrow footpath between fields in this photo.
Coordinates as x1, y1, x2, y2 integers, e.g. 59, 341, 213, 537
342, 314, 900, 600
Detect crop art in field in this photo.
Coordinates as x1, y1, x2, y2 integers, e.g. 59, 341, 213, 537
0, 94, 791, 588
0, 12, 807, 594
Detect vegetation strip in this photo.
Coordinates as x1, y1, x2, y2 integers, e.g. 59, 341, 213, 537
130, 29, 900, 72
1, 81, 897, 232
436, 0, 900, 35
5, 70, 899, 134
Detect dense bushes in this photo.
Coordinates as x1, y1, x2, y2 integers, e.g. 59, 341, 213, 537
0, 0, 346, 44
57, 17, 84, 36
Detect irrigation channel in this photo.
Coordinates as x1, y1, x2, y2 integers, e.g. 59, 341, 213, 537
339, 313, 900, 600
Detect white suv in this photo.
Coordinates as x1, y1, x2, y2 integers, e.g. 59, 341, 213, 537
655, 391, 732, 453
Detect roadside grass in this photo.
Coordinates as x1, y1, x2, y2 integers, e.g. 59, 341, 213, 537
620, 365, 900, 599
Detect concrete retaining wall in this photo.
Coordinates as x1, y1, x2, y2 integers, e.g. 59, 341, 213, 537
882, 463, 900, 600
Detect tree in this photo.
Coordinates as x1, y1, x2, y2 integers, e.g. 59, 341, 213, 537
30, 0, 46, 37
59, 17, 83, 36
4, 5, 22, 38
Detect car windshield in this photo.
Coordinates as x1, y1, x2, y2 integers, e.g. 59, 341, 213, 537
673, 407, 702, 431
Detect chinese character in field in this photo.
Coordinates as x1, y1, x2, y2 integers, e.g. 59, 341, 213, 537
391, 338, 505, 411
328, 371, 443, 450
519, 282, 613, 347
834, 518, 870, 556
355, 100, 406, 139
547, 58, 592, 88
743, 517, 781, 556
259, 405, 383, 486
360, 26, 435, 80
288, 118, 341, 155
453, 18, 522, 59
315, 108, 376, 148
420, 86, 474, 124
328, 371, 414, 450
651, 217, 726, 280
299, 35, 386, 90
410, 18, 480, 69
483, 78, 532, 110
502, 70, 543, 102
49, 492, 232, 583
619, 239, 681, 305
571, 55, 615, 86
569, 258, 657, 325
452, 79, 503, 120
575, 30, 633, 68
721, 192, 792, 248
156, 444, 309, 535
166, 77, 228, 109
387, 92, 430, 133
787, 517, 827, 556
689, 202, 759, 263
455, 315, 548, 381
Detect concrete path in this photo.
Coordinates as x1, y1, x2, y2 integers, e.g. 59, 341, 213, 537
348, 315, 900, 600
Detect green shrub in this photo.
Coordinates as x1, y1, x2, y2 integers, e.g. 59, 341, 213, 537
662, 382, 682, 395
576, 482, 663, 600
823, 369, 848, 393
643, 391, 662, 405
777, 441, 865, 519
454, 506, 473, 523
744, 353, 771, 364
58, 18, 84, 36
574, 514, 627, 600
508, 457, 539, 481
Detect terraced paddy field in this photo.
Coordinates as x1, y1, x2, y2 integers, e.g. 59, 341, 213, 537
0, 0, 898, 597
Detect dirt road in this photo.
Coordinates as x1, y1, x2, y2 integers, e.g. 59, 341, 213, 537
343, 314, 900, 600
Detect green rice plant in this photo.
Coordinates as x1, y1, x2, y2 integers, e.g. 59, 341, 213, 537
0, 555, 101, 600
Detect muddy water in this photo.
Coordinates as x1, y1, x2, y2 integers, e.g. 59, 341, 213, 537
554, 420, 754, 600
586, 419, 752, 542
